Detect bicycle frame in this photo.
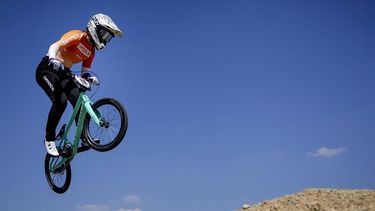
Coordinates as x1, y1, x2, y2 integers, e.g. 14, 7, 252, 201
49, 92, 102, 172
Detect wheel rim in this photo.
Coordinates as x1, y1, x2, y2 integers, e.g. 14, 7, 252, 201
46, 155, 70, 192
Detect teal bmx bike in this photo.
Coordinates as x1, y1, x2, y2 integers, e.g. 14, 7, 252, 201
44, 71, 128, 194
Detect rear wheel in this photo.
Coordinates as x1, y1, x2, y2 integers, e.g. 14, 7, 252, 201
44, 154, 71, 194
83, 98, 128, 152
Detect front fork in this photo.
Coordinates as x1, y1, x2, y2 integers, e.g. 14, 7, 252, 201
81, 94, 101, 126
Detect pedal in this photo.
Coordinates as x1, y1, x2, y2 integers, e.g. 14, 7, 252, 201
59, 148, 72, 157
59, 142, 73, 157
55, 124, 66, 140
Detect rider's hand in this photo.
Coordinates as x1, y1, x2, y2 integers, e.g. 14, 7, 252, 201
48, 58, 65, 71
89, 76, 100, 85
82, 72, 100, 85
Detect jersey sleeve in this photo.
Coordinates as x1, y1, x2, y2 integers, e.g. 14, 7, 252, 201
82, 49, 95, 69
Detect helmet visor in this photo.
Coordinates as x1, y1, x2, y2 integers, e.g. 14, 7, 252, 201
99, 28, 114, 45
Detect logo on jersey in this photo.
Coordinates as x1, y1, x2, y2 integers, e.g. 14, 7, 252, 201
77, 43, 91, 58
61, 34, 81, 46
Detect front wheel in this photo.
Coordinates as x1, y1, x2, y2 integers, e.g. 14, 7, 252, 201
83, 98, 128, 152
44, 154, 71, 194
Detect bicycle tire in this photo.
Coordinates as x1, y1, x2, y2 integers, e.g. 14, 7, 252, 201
83, 98, 128, 152
44, 153, 71, 194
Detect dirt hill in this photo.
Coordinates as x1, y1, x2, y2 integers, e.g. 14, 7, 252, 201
237, 189, 375, 211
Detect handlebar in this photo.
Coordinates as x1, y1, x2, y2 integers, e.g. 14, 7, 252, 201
67, 71, 100, 92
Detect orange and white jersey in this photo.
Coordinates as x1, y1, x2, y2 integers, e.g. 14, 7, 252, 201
48, 30, 95, 70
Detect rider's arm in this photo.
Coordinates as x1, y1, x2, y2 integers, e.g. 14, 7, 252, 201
81, 50, 95, 75
47, 42, 62, 60
47, 41, 65, 70
81, 51, 99, 85
81, 66, 91, 74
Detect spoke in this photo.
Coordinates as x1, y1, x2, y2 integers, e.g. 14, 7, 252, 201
109, 127, 114, 141
88, 103, 123, 147
109, 126, 119, 137
50, 157, 67, 188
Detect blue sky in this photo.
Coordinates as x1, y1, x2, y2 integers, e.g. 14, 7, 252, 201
0, 0, 374, 211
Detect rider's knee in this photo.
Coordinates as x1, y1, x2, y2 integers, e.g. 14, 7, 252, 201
51, 97, 68, 111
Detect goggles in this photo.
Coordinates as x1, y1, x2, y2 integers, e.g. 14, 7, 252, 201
98, 28, 114, 45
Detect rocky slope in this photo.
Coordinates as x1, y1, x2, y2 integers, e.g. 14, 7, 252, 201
238, 189, 375, 211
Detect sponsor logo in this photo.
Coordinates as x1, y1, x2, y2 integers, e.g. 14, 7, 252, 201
61, 34, 81, 46
43, 76, 55, 92
77, 43, 91, 58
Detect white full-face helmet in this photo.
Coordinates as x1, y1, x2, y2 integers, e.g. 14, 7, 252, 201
86, 13, 123, 50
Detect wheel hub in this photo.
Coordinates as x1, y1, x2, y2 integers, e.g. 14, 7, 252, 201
100, 119, 110, 128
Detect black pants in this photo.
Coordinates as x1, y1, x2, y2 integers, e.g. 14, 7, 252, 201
35, 57, 80, 141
